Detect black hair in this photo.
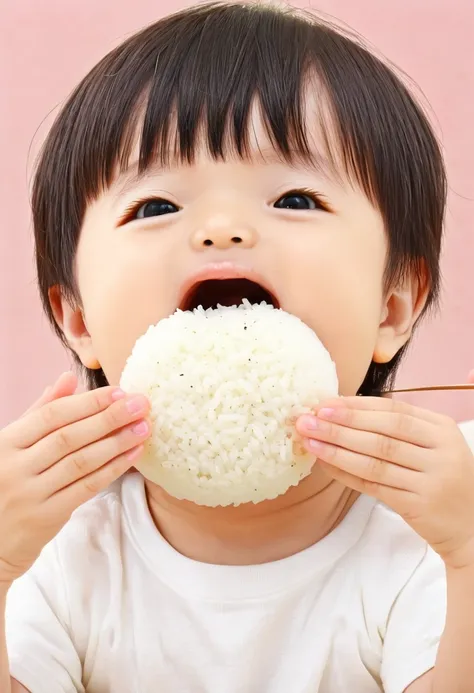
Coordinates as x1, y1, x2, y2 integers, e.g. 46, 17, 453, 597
32, 1, 446, 393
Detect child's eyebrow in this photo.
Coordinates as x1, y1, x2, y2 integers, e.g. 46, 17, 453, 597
111, 147, 337, 200
111, 161, 172, 200
256, 149, 337, 182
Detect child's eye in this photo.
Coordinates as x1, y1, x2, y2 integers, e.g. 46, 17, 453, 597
135, 199, 180, 219
117, 198, 182, 226
274, 189, 329, 212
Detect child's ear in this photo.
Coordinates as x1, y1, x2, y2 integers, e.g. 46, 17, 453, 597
373, 271, 429, 365
49, 286, 102, 370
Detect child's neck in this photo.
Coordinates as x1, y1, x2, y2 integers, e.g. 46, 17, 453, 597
144, 475, 360, 565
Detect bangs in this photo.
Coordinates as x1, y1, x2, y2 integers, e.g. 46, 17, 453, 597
53, 2, 407, 203
68, 3, 337, 192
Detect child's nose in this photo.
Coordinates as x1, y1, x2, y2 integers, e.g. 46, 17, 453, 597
190, 218, 259, 251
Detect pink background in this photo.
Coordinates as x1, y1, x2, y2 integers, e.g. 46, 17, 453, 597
1, 0, 473, 427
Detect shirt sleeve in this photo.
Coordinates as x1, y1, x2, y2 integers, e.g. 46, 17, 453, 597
5, 539, 84, 693
380, 545, 446, 693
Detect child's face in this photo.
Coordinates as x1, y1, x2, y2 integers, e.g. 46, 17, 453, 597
55, 106, 420, 395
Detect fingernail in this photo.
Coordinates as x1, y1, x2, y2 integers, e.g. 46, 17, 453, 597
299, 415, 320, 431
318, 408, 336, 420
111, 388, 126, 401
126, 395, 148, 414
131, 420, 149, 436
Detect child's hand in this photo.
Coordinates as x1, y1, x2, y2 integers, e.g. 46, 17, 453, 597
0, 372, 150, 586
296, 397, 474, 569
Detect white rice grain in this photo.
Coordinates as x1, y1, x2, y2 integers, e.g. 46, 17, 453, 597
120, 301, 338, 506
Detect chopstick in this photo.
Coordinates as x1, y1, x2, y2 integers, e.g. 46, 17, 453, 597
387, 384, 474, 394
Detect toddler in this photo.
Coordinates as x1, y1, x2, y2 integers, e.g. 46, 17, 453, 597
1, 3, 474, 692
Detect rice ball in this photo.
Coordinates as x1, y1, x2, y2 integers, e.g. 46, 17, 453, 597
120, 301, 338, 506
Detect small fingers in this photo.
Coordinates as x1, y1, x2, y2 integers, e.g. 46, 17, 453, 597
49, 443, 146, 516
297, 408, 437, 456
22, 372, 78, 418
40, 416, 151, 493
23, 387, 54, 417
49, 371, 79, 399
298, 417, 425, 471
304, 438, 419, 491
315, 396, 446, 426
10, 386, 127, 448
316, 458, 418, 507
29, 393, 150, 474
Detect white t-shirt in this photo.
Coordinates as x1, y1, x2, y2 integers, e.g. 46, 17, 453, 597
6, 473, 446, 693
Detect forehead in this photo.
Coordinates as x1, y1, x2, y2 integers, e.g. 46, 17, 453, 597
109, 88, 346, 195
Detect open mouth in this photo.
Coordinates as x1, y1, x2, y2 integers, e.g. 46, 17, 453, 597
180, 278, 280, 311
